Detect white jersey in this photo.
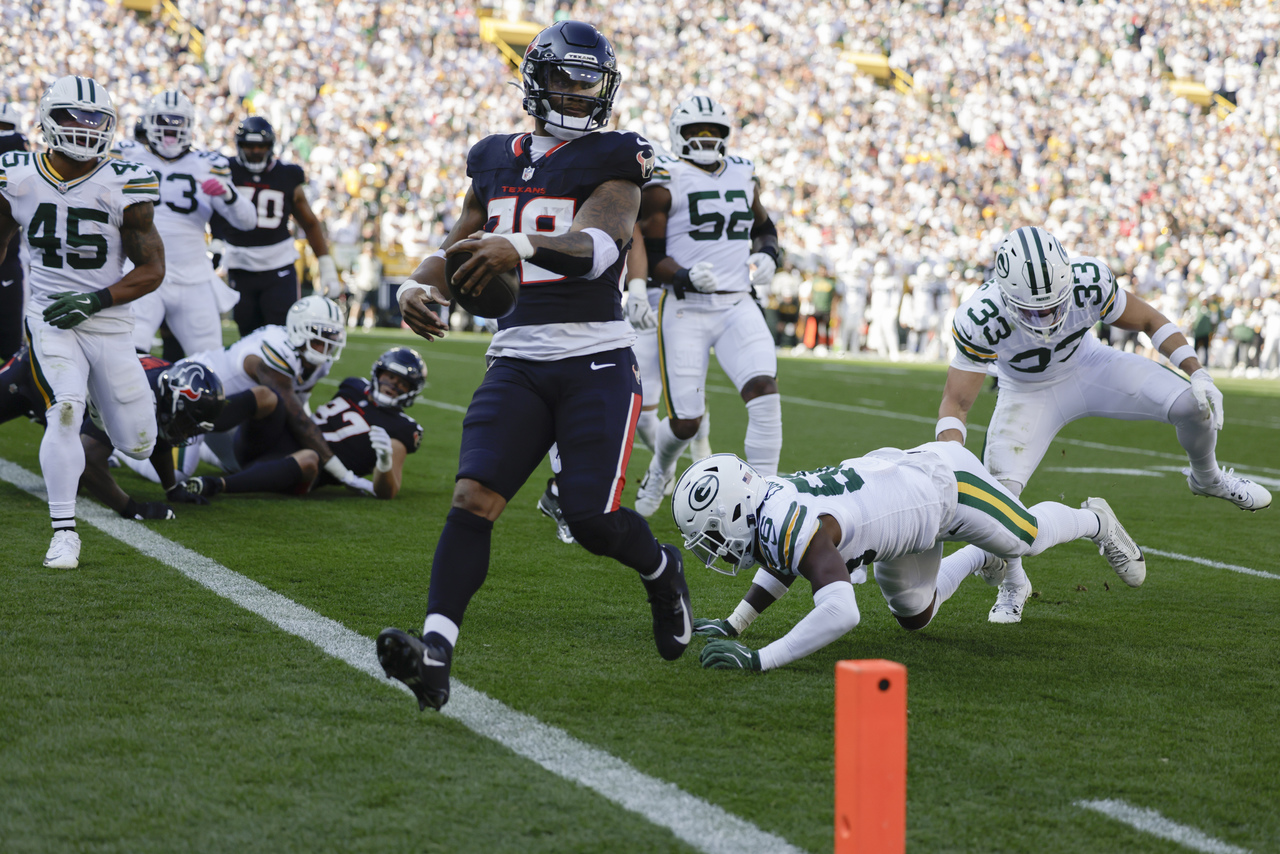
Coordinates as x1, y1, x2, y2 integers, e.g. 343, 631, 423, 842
112, 140, 256, 282
950, 256, 1127, 388
650, 154, 755, 293
754, 447, 957, 578
0, 150, 159, 332
189, 324, 328, 404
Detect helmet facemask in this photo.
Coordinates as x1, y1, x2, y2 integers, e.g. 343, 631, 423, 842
145, 113, 192, 159
39, 76, 117, 161
670, 454, 766, 576
298, 324, 346, 366
286, 296, 347, 367
993, 226, 1075, 342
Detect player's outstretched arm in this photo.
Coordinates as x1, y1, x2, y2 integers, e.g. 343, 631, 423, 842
79, 431, 174, 520
398, 186, 488, 341
370, 430, 407, 500
245, 354, 336, 463
693, 566, 794, 638
937, 367, 986, 444
1111, 291, 1222, 427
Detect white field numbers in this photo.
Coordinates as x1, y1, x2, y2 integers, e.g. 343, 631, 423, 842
486, 197, 576, 282
253, 188, 287, 229
315, 397, 368, 443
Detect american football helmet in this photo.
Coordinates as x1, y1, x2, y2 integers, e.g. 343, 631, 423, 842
142, 89, 195, 159
156, 360, 227, 444
993, 226, 1074, 340
669, 95, 731, 165
38, 75, 116, 161
370, 347, 426, 410
520, 21, 620, 140
133, 116, 147, 144
234, 115, 275, 174
286, 295, 346, 366
0, 102, 19, 134
670, 453, 767, 576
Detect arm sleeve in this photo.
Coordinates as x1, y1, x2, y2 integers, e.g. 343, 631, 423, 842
757, 582, 860, 671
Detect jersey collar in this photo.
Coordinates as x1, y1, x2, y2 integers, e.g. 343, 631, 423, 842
36, 153, 110, 193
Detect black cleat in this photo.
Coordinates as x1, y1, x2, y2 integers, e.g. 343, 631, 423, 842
641, 544, 693, 661
376, 627, 452, 711
537, 477, 575, 544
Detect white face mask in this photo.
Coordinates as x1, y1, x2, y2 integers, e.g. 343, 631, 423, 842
542, 109, 594, 140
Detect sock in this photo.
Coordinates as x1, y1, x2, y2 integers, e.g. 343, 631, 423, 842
221, 457, 306, 494
1027, 501, 1102, 555
1170, 388, 1220, 484
422, 613, 460, 648
41, 400, 86, 522
936, 544, 986, 603
51, 516, 76, 532
639, 541, 667, 581
425, 507, 494, 626
650, 418, 689, 478
636, 409, 659, 453
744, 393, 782, 476
690, 412, 712, 461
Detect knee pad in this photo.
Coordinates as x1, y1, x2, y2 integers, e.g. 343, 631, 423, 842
567, 512, 631, 557
1168, 388, 1206, 428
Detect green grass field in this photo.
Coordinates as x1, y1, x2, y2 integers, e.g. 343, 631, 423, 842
2, 329, 1277, 853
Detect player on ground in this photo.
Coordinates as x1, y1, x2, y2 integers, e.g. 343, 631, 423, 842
0, 76, 166, 568
113, 90, 257, 357
212, 116, 340, 335
633, 94, 781, 518
938, 225, 1271, 624
187, 347, 424, 500
672, 444, 1144, 671
378, 20, 692, 713
0, 102, 30, 361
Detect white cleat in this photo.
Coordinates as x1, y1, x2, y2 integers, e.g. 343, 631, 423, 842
972, 551, 1008, 587
43, 529, 81, 569
1083, 497, 1145, 588
988, 577, 1031, 624
635, 463, 675, 517
1185, 468, 1272, 512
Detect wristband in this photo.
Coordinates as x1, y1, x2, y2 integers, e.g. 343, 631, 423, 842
755, 245, 780, 263
323, 455, 353, 482
751, 567, 790, 600
628, 277, 647, 297
1149, 321, 1181, 351
95, 287, 114, 309
935, 416, 967, 442
397, 279, 446, 304
727, 600, 761, 636
495, 232, 534, 260
1168, 344, 1196, 368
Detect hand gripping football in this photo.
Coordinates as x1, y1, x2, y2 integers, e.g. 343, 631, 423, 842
445, 252, 520, 319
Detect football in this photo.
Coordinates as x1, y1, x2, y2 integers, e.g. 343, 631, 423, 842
445, 251, 520, 319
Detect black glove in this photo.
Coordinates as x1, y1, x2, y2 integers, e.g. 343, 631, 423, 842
121, 499, 176, 520
167, 482, 210, 505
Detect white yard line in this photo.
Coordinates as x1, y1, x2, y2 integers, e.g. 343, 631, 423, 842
1140, 548, 1280, 579
1075, 800, 1251, 854
0, 458, 803, 854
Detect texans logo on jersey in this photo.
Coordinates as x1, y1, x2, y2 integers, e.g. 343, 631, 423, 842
636, 148, 655, 180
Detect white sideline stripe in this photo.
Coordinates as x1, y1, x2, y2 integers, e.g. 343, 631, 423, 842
1141, 548, 1280, 580
0, 458, 802, 854
1046, 467, 1166, 478
1075, 799, 1251, 854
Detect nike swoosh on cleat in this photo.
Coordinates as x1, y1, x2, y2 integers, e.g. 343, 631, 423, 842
0, 280, 12, 288
674, 598, 692, 646
590, 362, 615, 370
422, 654, 448, 666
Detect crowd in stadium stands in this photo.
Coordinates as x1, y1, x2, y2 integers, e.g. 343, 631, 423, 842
4, 0, 1279, 374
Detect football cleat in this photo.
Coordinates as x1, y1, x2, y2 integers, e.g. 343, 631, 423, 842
635, 462, 675, 517
186, 475, 224, 499
1083, 497, 1146, 588
44, 529, 81, 569
640, 544, 693, 661
972, 551, 1008, 587
376, 628, 452, 711
537, 478, 575, 544
1184, 468, 1272, 512
988, 577, 1031, 624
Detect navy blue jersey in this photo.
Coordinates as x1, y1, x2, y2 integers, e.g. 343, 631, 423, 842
466, 130, 654, 329
211, 158, 306, 247
0, 344, 40, 423
0, 133, 28, 273
0, 133, 27, 156
313, 377, 423, 476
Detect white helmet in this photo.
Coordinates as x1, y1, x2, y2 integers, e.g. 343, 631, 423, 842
993, 226, 1074, 340
0, 102, 20, 134
38, 76, 116, 161
670, 453, 768, 576
286, 295, 347, 366
142, 89, 195, 159
668, 95, 731, 165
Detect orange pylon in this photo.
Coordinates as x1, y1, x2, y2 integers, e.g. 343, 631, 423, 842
835, 659, 907, 853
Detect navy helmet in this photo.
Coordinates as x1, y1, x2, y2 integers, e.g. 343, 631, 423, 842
234, 115, 276, 173
520, 21, 620, 139
156, 360, 226, 444
371, 347, 427, 410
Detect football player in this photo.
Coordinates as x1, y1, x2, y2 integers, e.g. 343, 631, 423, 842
113, 90, 257, 358
0, 76, 166, 568
186, 295, 366, 487
0, 102, 29, 361
380, 20, 692, 713
212, 116, 340, 336
671, 446, 1144, 671
186, 346, 424, 500
938, 225, 1271, 624
633, 94, 782, 519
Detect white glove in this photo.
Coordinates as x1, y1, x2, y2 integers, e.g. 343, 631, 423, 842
200, 176, 229, 197
688, 261, 719, 293
369, 425, 394, 472
625, 278, 657, 330
317, 255, 342, 298
1189, 368, 1224, 430
343, 473, 376, 494
748, 252, 776, 288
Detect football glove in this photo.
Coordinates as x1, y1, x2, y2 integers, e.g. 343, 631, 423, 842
625, 278, 657, 330
43, 291, 108, 329
318, 255, 342, 298
1189, 369, 1224, 430
692, 617, 739, 639
369, 425, 394, 473
687, 261, 719, 293
700, 639, 761, 671
121, 499, 176, 520
166, 482, 210, 505
342, 471, 377, 495
200, 177, 229, 196
748, 252, 776, 288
